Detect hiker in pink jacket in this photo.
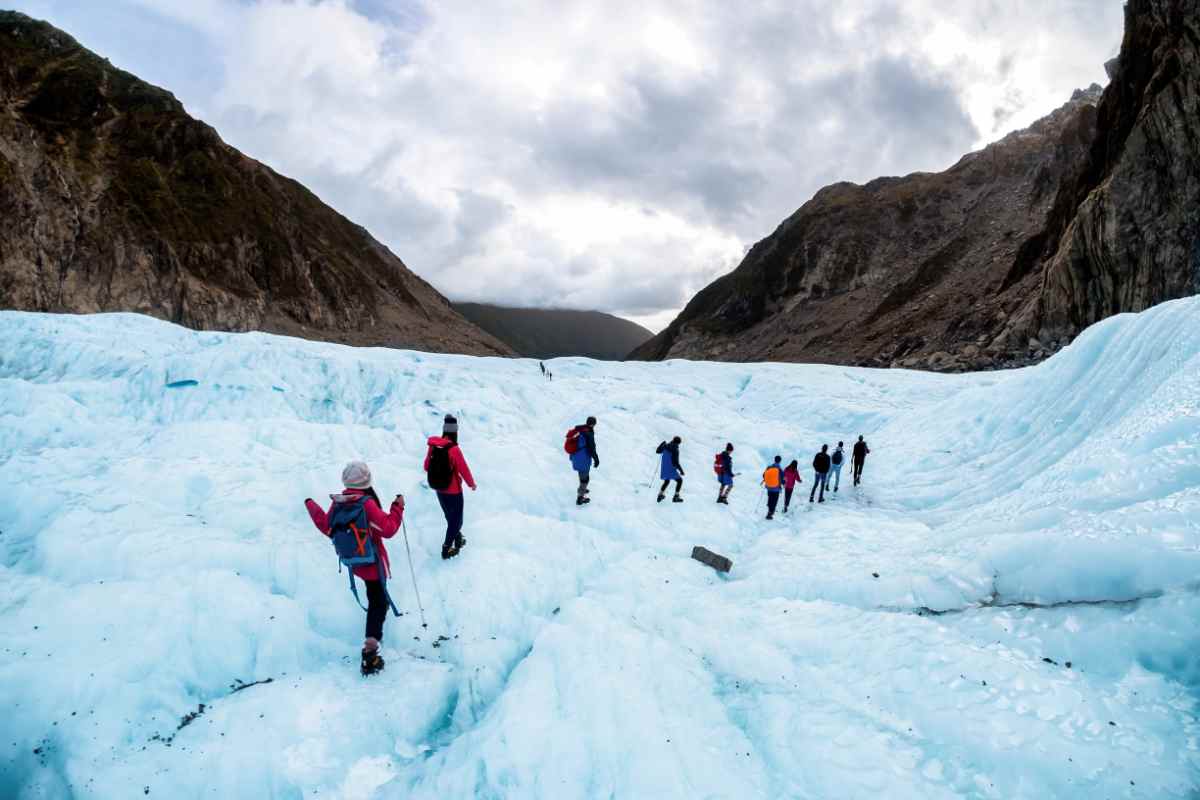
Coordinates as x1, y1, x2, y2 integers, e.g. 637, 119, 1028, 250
305, 461, 403, 675
424, 414, 477, 560
783, 460, 802, 513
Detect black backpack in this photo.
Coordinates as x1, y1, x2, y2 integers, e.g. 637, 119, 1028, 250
428, 444, 454, 490
832, 449, 843, 466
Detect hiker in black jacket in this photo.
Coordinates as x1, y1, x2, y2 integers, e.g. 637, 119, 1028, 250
810, 444, 831, 503
656, 436, 685, 503
852, 435, 870, 486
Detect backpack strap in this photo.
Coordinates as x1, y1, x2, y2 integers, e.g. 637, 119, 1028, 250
347, 570, 369, 612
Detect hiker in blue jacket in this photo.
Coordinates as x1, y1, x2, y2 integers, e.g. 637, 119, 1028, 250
656, 436, 685, 503
716, 443, 735, 504
568, 416, 599, 505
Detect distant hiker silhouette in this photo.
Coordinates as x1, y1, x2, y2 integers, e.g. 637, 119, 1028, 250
830, 441, 846, 492
540, 362, 545, 376
810, 445, 831, 503
566, 416, 599, 505
783, 460, 801, 512
852, 435, 870, 486
305, 461, 404, 676
425, 414, 477, 560
762, 456, 784, 519
656, 436, 685, 503
715, 443, 735, 504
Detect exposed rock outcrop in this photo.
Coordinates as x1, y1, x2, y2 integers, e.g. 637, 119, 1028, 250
632, 0, 1199, 371
0, 12, 514, 356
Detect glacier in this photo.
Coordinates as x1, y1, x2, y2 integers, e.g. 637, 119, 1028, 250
1, 297, 1199, 799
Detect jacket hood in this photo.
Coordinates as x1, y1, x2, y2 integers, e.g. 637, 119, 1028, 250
427, 436, 455, 446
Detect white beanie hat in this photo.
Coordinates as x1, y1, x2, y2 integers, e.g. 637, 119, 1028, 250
342, 461, 372, 489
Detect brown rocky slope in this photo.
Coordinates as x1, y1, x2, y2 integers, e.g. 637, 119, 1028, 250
632, 0, 1199, 371
0, 12, 513, 356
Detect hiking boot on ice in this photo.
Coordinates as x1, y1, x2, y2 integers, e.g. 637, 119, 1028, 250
576, 495, 590, 506
672, 494, 683, 503
361, 647, 385, 676
657, 493, 666, 503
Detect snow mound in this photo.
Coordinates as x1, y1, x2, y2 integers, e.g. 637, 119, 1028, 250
1, 298, 1199, 798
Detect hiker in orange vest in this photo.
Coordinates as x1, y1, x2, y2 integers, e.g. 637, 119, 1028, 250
762, 456, 785, 520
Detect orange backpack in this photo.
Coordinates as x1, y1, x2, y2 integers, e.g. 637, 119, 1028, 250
763, 466, 781, 489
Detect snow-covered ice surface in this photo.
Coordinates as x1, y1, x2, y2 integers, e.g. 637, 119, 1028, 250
2, 297, 1199, 799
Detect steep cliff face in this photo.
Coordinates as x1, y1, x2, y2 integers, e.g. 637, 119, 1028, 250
633, 0, 1199, 370
0, 12, 514, 356
1005, 0, 1200, 349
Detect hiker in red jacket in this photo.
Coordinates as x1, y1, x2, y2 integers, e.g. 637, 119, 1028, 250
305, 461, 404, 675
425, 414, 477, 560
783, 460, 802, 513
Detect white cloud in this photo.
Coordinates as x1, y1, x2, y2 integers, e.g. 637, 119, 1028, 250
12, 0, 1124, 331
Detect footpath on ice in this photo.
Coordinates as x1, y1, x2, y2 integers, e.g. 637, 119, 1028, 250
1, 297, 1199, 799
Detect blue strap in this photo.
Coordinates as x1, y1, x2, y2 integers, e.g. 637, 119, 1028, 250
378, 567, 401, 617
347, 569, 369, 612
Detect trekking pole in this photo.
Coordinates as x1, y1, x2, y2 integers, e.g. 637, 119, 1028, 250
400, 519, 428, 628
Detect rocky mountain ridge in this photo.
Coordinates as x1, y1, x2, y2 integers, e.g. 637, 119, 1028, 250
454, 303, 653, 361
0, 11, 514, 356
632, 0, 1199, 370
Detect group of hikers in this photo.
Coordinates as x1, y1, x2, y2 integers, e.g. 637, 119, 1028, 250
563, 418, 871, 515
756, 438, 870, 518
306, 412, 871, 675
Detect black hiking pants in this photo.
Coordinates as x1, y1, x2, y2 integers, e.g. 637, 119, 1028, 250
853, 459, 865, 485
437, 491, 465, 550
365, 579, 388, 642
810, 471, 828, 502
767, 490, 780, 516
784, 487, 794, 511
577, 472, 590, 497
660, 478, 682, 495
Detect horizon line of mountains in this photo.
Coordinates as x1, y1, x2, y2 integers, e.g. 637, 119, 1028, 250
1, 1, 1196, 368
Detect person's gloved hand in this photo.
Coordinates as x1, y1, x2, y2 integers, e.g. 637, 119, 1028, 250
680, 470, 686, 477
593, 457, 600, 468
393, 494, 405, 509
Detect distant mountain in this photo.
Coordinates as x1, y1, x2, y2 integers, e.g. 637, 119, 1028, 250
453, 303, 653, 360
633, 0, 1200, 371
0, 12, 513, 356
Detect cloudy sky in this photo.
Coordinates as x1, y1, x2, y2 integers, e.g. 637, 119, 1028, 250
12, 0, 1124, 330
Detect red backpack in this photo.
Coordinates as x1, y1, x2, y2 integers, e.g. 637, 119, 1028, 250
713, 452, 723, 475
564, 426, 584, 455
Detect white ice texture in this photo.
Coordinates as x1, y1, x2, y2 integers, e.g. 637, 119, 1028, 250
2, 297, 1199, 799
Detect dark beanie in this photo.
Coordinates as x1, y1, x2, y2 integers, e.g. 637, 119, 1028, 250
443, 414, 458, 435
586, 416, 597, 426
672, 436, 681, 444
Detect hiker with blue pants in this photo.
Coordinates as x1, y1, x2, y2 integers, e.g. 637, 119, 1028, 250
656, 436, 685, 503
567, 416, 599, 505
716, 443, 735, 504
829, 442, 846, 492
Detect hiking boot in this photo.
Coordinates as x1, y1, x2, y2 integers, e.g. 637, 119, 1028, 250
576, 496, 590, 506
456, 535, 466, 551
766, 513, 774, 520
657, 493, 665, 503
672, 495, 683, 503
361, 648, 385, 677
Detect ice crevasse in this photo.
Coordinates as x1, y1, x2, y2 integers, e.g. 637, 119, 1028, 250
0, 296, 1198, 799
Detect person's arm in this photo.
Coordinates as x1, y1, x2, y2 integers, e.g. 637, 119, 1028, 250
365, 496, 404, 538
656, 442, 666, 454
304, 498, 331, 535
587, 429, 599, 466
671, 448, 682, 472
453, 447, 477, 490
